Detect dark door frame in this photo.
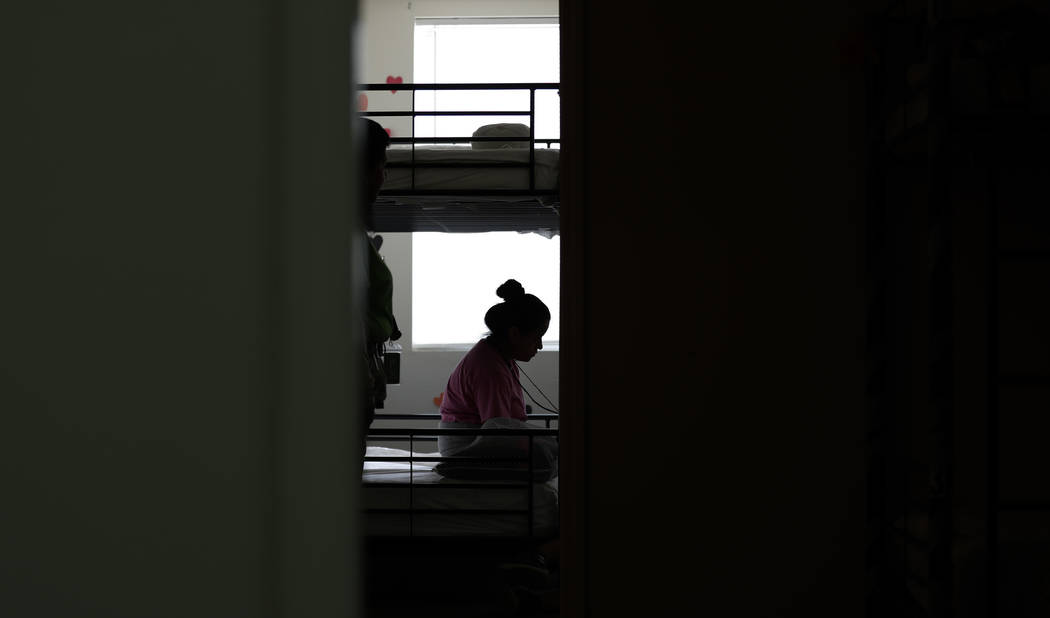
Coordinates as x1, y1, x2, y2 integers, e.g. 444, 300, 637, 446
558, 0, 588, 615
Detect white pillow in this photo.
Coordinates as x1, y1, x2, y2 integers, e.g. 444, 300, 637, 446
471, 123, 530, 149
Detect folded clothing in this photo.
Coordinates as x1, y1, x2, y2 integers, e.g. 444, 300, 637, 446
435, 417, 558, 481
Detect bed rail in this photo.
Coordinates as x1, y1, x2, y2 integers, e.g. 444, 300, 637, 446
372, 411, 559, 429
359, 82, 559, 193
363, 421, 558, 539
357, 82, 561, 234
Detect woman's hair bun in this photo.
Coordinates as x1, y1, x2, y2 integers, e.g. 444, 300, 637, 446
484, 279, 551, 338
495, 279, 525, 301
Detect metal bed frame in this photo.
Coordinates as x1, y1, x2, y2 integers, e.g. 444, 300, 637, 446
362, 412, 559, 607
356, 83, 562, 606
358, 82, 561, 233
364, 412, 558, 539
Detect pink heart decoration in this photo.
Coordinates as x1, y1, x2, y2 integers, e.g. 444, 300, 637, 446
386, 75, 403, 93
358, 93, 368, 111
384, 128, 392, 137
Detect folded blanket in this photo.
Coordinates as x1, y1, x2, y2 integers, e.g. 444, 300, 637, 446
435, 417, 558, 481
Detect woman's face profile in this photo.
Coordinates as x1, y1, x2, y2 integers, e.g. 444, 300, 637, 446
508, 319, 549, 362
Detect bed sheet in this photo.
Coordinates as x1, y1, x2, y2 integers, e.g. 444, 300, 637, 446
383, 145, 560, 192
369, 195, 558, 234
363, 446, 559, 538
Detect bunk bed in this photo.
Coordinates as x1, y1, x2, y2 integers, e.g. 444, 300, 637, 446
363, 413, 559, 541
359, 82, 560, 235
865, 3, 1050, 617
357, 82, 562, 609
362, 413, 559, 609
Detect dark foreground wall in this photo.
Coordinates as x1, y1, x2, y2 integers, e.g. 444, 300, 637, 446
1, 2, 361, 617
560, 1, 871, 615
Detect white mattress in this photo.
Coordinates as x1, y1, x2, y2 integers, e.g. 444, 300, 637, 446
383, 145, 559, 192
363, 446, 559, 538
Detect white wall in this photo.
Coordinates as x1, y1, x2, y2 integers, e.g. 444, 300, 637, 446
358, 0, 558, 85
357, 0, 561, 432
357, 0, 558, 138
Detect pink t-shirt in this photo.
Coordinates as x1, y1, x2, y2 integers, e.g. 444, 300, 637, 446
439, 338, 526, 424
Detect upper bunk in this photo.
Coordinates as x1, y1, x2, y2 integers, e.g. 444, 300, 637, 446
359, 82, 560, 236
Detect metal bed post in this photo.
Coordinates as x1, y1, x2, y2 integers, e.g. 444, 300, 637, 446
529, 87, 536, 192
357, 82, 561, 233
363, 423, 558, 540
527, 434, 535, 537
409, 432, 415, 538
411, 87, 417, 191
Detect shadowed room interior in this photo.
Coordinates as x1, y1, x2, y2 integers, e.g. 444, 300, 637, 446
3, 0, 1048, 616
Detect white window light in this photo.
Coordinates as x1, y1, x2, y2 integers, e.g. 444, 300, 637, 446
410, 18, 560, 350
413, 18, 560, 141
412, 232, 560, 349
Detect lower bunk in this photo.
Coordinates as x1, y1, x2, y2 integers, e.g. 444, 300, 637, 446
362, 421, 559, 614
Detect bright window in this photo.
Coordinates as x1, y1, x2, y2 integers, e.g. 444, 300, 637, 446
413, 18, 560, 141
411, 18, 560, 349
412, 232, 560, 348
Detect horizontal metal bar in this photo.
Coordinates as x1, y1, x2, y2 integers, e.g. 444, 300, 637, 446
359, 83, 559, 91
363, 110, 532, 117
368, 427, 559, 436
388, 138, 559, 145
374, 200, 558, 210
379, 189, 558, 196
387, 161, 534, 169
416, 16, 557, 26
371, 220, 559, 234
388, 137, 561, 143
366, 534, 542, 541
365, 453, 529, 457
365, 508, 529, 515
390, 136, 532, 143
374, 413, 558, 421
363, 482, 531, 489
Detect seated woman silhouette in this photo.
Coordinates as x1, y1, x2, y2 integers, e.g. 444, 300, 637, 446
437, 279, 561, 601
437, 279, 550, 457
